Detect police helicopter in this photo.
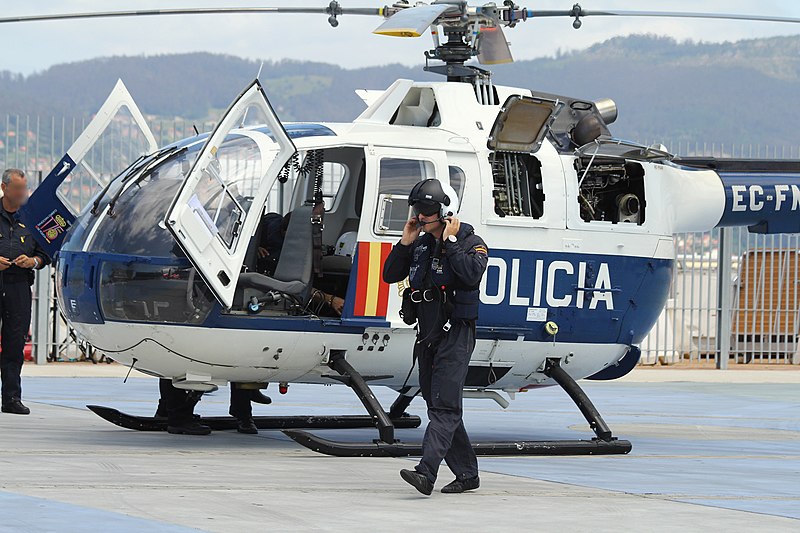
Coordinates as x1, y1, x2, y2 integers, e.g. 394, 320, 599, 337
5, 2, 800, 457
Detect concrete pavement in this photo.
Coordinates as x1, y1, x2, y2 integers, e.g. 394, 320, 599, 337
0, 366, 797, 532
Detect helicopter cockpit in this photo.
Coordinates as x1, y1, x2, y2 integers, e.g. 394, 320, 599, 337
55, 118, 362, 328
232, 145, 367, 318
57, 138, 215, 326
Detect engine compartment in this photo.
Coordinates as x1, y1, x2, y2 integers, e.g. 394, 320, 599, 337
574, 159, 646, 225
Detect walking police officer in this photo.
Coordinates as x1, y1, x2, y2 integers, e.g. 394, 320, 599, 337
383, 178, 489, 495
0, 169, 50, 415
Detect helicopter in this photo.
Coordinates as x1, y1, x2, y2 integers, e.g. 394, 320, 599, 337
5, 2, 800, 457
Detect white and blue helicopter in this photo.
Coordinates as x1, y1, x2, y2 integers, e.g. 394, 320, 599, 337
6, 2, 800, 456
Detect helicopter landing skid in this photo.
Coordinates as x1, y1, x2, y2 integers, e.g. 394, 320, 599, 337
283, 430, 630, 457
86, 405, 421, 432
282, 355, 632, 457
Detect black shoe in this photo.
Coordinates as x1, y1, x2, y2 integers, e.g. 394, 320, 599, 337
441, 476, 480, 494
400, 469, 433, 496
249, 390, 272, 405
236, 418, 258, 434
167, 420, 211, 435
2, 399, 30, 415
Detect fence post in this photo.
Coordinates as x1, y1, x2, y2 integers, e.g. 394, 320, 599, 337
33, 265, 52, 365
716, 227, 734, 369
25, 169, 50, 365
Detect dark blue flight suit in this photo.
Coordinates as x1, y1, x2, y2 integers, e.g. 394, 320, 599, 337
0, 204, 50, 404
383, 222, 489, 484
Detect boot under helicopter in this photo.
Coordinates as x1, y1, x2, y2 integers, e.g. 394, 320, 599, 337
6, 2, 800, 457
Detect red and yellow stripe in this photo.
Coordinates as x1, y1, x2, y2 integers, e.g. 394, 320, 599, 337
353, 242, 392, 317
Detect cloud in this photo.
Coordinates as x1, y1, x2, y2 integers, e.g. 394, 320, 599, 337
2, 0, 799, 75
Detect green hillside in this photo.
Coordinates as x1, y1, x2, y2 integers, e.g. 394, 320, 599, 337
1, 34, 799, 150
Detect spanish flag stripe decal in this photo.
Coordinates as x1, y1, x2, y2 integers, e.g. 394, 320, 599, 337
353, 242, 393, 317
354, 242, 370, 316
364, 243, 382, 314
375, 243, 392, 316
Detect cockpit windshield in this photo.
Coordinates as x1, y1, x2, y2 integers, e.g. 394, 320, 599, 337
84, 146, 198, 257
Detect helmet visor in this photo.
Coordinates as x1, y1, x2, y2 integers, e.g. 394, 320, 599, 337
411, 200, 440, 217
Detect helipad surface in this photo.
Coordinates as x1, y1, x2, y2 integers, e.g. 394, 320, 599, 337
0, 366, 797, 532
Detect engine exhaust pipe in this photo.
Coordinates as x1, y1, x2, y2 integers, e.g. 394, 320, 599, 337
594, 98, 618, 125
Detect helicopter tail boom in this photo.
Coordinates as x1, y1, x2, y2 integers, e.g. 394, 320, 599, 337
676, 158, 800, 234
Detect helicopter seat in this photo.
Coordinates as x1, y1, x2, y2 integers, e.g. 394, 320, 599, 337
321, 231, 358, 274
236, 204, 314, 306
236, 273, 306, 302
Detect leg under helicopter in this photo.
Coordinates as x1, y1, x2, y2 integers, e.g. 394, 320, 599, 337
283, 356, 632, 457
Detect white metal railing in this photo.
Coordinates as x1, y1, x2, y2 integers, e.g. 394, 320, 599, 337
641, 228, 800, 366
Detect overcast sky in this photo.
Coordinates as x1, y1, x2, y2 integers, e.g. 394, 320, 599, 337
3, 1, 800, 75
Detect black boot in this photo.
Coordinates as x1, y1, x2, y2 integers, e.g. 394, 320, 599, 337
249, 389, 272, 405
167, 419, 211, 435
2, 398, 30, 415
236, 417, 258, 434
441, 476, 480, 494
400, 469, 433, 496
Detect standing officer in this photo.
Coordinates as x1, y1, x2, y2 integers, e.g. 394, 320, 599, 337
383, 178, 489, 495
0, 169, 50, 415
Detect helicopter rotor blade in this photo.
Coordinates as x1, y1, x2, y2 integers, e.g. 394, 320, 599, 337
3, 4, 798, 29
520, 6, 800, 29
372, 3, 457, 38
477, 25, 513, 65
0, 6, 383, 26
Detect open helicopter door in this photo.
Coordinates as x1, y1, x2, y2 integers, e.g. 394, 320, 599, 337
18, 79, 158, 257
165, 79, 296, 308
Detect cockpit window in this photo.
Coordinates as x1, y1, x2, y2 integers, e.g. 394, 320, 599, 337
299, 161, 348, 211
84, 149, 191, 256
374, 158, 435, 236
98, 262, 214, 324
76, 135, 267, 257
449, 166, 466, 203
186, 136, 263, 249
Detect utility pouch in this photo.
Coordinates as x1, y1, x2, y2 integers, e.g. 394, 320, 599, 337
399, 287, 418, 325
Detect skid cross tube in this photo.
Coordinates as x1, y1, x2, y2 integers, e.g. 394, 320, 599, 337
327, 350, 396, 444
544, 358, 613, 441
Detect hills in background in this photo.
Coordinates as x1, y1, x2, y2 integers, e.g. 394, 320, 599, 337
1, 34, 800, 149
